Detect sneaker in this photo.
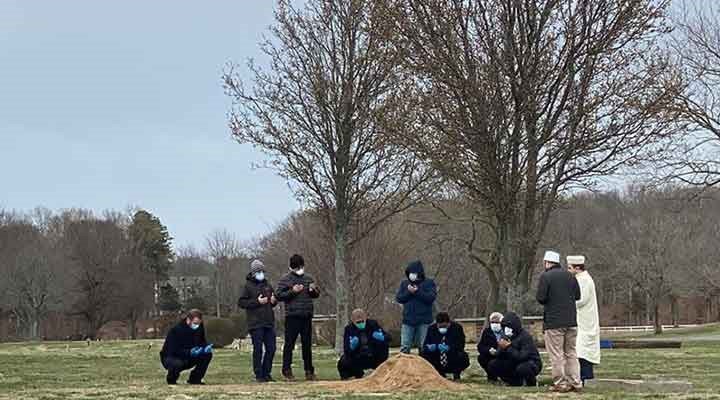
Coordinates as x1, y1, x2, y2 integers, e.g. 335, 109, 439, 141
305, 372, 317, 381
282, 370, 295, 381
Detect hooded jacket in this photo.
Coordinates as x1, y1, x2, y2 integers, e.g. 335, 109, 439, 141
497, 312, 542, 368
395, 261, 437, 326
536, 264, 581, 330
343, 319, 391, 358
160, 321, 208, 360
276, 270, 319, 318
237, 273, 277, 331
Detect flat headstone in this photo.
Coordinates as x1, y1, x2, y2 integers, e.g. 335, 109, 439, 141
585, 378, 693, 393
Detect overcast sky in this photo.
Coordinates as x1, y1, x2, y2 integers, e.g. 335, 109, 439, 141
0, 1, 298, 249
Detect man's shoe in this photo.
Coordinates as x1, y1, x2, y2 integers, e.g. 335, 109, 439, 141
452, 373, 461, 381
305, 372, 318, 381
282, 370, 295, 381
166, 380, 177, 385
549, 384, 568, 392
526, 377, 537, 387
255, 377, 268, 383
265, 375, 275, 382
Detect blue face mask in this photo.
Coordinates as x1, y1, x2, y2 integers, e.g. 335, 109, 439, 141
438, 327, 448, 335
255, 272, 265, 282
355, 321, 367, 330
190, 323, 200, 331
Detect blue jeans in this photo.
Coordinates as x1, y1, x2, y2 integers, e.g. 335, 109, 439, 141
400, 323, 429, 354
250, 327, 277, 379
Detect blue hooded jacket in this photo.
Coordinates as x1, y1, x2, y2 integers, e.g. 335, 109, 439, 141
395, 261, 437, 326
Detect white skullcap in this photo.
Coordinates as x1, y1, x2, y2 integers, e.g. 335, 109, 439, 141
543, 251, 560, 264
567, 255, 586, 265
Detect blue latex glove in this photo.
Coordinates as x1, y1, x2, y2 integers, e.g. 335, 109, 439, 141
203, 344, 213, 354
372, 330, 385, 342
349, 336, 360, 350
438, 343, 450, 353
190, 346, 203, 357
425, 343, 437, 352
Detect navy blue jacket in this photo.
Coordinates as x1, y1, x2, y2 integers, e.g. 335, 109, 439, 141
395, 261, 437, 326
160, 321, 208, 360
343, 319, 390, 358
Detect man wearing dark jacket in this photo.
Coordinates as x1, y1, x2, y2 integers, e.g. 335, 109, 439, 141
238, 259, 278, 382
536, 250, 582, 392
421, 312, 470, 380
337, 309, 391, 380
477, 312, 504, 382
396, 260, 437, 354
159, 309, 213, 385
276, 254, 320, 381
486, 312, 542, 387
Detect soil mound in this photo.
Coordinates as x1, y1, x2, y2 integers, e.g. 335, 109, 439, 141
321, 353, 464, 393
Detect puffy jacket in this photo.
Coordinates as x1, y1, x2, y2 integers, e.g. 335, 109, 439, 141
160, 321, 208, 359
237, 274, 277, 331
422, 321, 466, 355
395, 261, 437, 326
477, 326, 502, 358
497, 312, 542, 369
343, 319, 391, 358
536, 264, 581, 330
276, 271, 319, 318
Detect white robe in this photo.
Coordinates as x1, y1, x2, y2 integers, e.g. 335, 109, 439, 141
575, 271, 601, 364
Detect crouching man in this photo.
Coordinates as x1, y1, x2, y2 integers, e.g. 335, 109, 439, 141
477, 312, 504, 382
421, 312, 470, 381
337, 309, 391, 380
160, 309, 213, 385
487, 312, 542, 387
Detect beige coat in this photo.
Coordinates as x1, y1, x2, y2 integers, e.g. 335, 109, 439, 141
575, 271, 601, 364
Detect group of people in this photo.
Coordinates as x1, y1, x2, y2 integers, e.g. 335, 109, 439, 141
159, 250, 599, 393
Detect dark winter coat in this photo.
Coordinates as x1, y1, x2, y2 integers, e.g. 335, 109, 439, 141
237, 274, 277, 331
276, 271, 319, 318
343, 319, 391, 358
477, 326, 502, 358
536, 264, 581, 330
395, 261, 437, 326
422, 321, 466, 354
497, 312, 542, 369
160, 321, 208, 360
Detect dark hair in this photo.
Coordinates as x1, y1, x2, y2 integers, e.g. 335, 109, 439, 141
186, 309, 203, 320
289, 254, 305, 270
436, 312, 451, 324
574, 264, 586, 271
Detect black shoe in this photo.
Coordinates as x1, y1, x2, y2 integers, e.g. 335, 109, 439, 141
265, 375, 275, 382
305, 372, 317, 381
525, 377, 537, 387
166, 380, 177, 385
453, 373, 461, 381
282, 370, 295, 381
255, 377, 268, 383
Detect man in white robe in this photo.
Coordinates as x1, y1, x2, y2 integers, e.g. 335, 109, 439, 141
567, 255, 600, 385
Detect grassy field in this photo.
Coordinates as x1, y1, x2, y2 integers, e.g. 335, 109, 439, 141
2, 331, 720, 400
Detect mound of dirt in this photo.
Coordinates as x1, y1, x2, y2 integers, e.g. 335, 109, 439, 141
320, 353, 464, 393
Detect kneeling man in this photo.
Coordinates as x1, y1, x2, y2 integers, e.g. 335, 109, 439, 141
421, 312, 470, 380
160, 309, 213, 385
487, 312, 542, 387
337, 309, 391, 379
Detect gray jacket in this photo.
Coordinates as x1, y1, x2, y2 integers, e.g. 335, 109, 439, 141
276, 271, 319, 318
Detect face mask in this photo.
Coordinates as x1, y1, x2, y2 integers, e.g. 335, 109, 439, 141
490, 323, 502, 333
408, 273, 418, 282
190, 323, 200, 331
293, 268, 305, 276
255, 272, 265, 282
438, 327, 448, 335
504, 327, 514, 337
355, 321, 366, 330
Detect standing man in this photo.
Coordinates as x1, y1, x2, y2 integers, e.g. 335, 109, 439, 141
477, 312, 504, 382
395, 260, 437, 354
276, 254, 320, 381
536, 250, 582, 393
159, 309, 213, 385
420, 312, 470, 380
238, 259, 278, 383
568, 255, 601, 386
337, 309, 391, 380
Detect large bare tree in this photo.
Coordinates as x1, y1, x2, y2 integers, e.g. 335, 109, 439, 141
224, 0, 432, 352
205, 229, 241, 318
384, 0, 681, 313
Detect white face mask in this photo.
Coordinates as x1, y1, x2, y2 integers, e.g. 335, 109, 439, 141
504, 327, 514, 337
490, 323, 502, 333
254, 272, 265, 282
293, 268, 305, 276
408, 273, 418, 282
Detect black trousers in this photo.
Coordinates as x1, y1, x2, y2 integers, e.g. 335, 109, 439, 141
250, 327, 277, 379
422, 351, 470, 376
161, 353, 212, 384
282, 316, 314, 373
579, 358, 595, 382
337, 349, 389, 379
487, 358, 539, 387
477, 353, 498, 380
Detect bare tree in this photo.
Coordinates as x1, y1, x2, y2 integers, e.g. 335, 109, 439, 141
205, 229, 241, 318
384, 0, 681, 313
224, 0, 432, 352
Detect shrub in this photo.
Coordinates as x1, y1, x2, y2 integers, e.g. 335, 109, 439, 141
204, 318, 237, 348
228, 313, 248, 338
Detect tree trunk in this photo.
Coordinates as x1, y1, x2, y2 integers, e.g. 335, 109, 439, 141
128, 313, 138, 340
215, 269, 221, 318
334, 220, 349, 355
670, 296, 680, 328
653, 303, 663, 335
